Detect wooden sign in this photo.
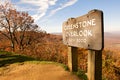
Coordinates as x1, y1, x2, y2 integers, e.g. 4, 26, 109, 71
62, 10, 104, 50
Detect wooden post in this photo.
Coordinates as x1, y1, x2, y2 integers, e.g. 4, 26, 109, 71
88, 50, 102, 80
68, 46, 78, 72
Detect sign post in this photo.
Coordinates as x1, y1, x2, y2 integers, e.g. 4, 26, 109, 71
88, 50, 102, 80
62, 9, 104, 80
68, 46, 78, 72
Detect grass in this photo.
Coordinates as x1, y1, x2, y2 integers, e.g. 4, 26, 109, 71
0, 51, 69, 71
25, 61, 69, 71
0, 51, 36, 67
73, 69, 88, 80
0, 51, 83, 80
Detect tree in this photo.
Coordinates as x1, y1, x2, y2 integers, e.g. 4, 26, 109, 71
0, 1, 42, 51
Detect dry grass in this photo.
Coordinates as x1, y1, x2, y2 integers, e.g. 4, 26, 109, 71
0, 62, 80, 80
0, 52, 80, 80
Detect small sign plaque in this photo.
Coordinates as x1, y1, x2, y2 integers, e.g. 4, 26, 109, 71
62, 10, 104, 50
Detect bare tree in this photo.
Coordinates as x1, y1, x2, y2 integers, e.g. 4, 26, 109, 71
0, 1, 41, 51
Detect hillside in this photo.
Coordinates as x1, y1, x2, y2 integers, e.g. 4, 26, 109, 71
104, 32, 120, 50
0, 31, 120, 80
0, 51, 80, 80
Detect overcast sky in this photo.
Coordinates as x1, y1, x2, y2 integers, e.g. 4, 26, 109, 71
4, 0, 120, 33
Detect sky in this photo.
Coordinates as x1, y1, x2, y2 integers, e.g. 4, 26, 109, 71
2, 0, 120, 33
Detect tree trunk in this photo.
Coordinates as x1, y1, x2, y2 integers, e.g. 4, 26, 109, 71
11, 39, 15, 52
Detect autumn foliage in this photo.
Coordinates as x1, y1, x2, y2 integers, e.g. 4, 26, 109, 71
0, 1, 40, 51
0, 1, 120, 80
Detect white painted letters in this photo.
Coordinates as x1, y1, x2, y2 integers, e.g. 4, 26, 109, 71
64, 18, 96, 44
64, 18, 96, 31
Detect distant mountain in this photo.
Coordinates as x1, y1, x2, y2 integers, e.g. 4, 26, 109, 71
50, 32, 62, 35
104, 32, 120, 38
51, 31, 120, 50
51, 32, 120, 36
111, 31, 120, 34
